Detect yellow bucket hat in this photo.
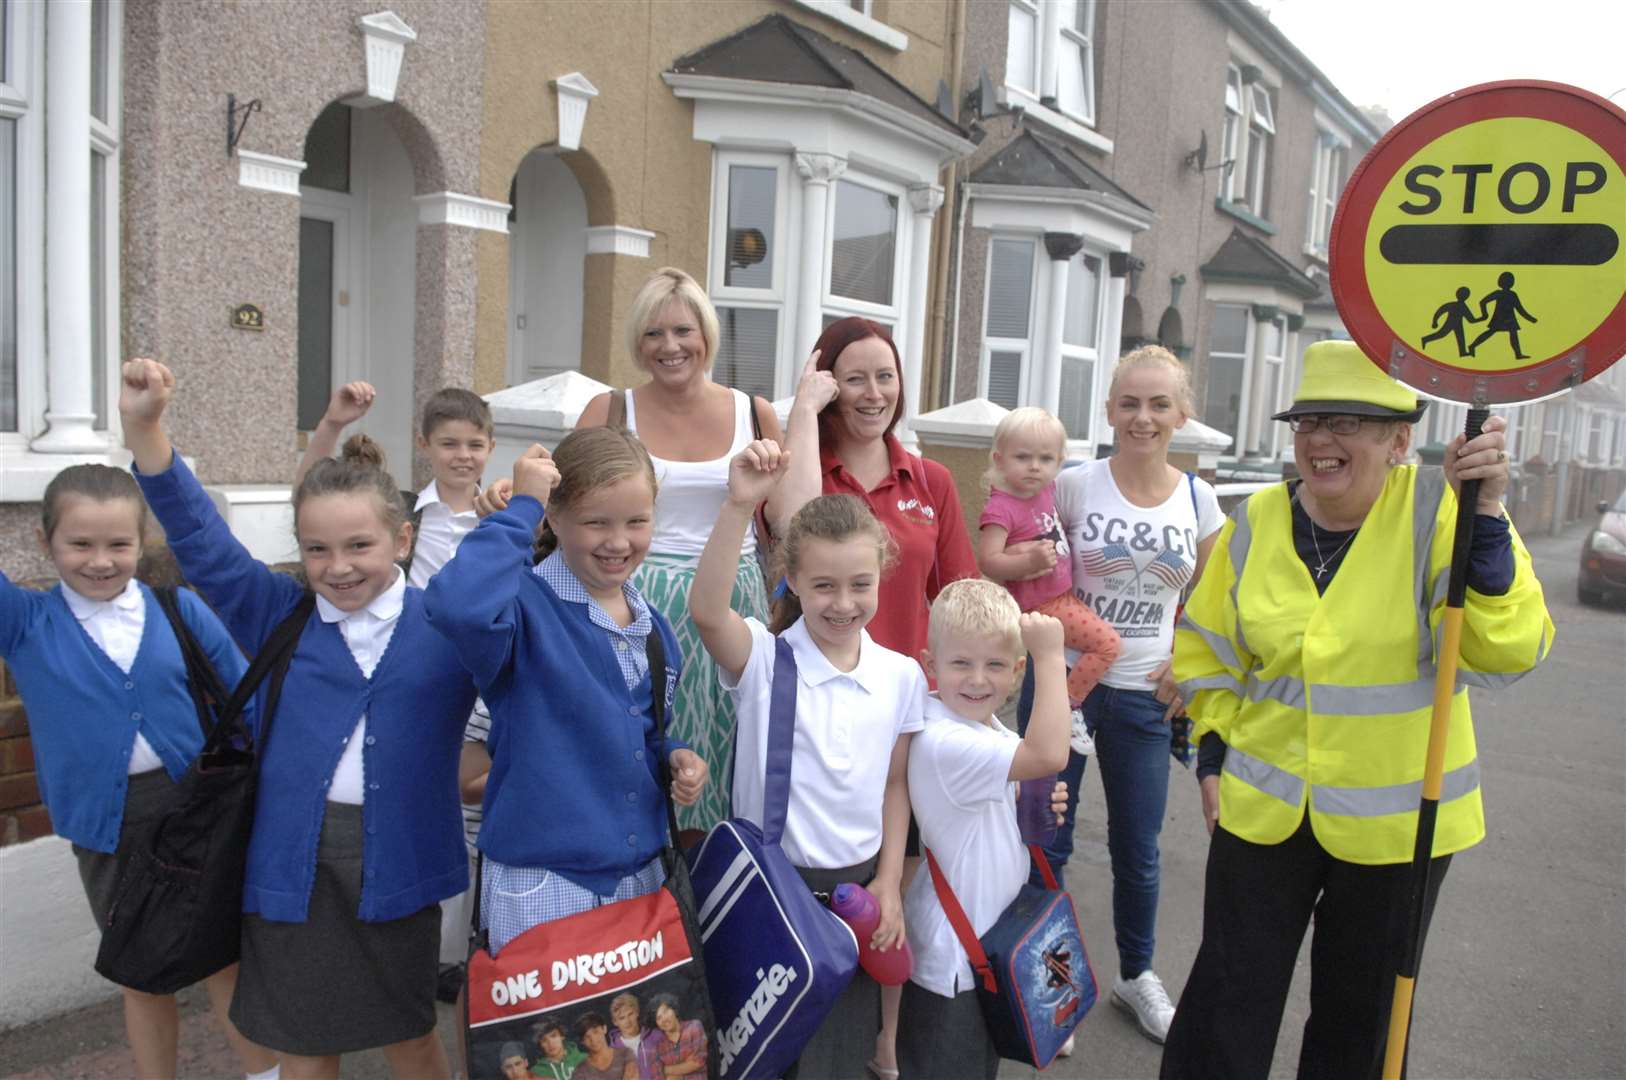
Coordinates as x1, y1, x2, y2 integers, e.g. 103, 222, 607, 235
1273, 340, 1427, 423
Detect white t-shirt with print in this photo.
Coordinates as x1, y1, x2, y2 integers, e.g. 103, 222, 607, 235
904, 694, 1027, 997
1053, 458, 1223, 690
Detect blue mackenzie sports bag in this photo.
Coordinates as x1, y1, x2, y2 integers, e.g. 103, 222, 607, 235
925, 844, 1097, 1069
687, 637, 860, 1079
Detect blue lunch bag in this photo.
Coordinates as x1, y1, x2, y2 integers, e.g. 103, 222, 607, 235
925, 844, 1097, 1068
688, 636, 860, 1079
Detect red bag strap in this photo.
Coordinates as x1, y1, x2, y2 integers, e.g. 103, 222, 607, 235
924, 847, 997, 994
1030, 842, 1060, 891
922, 844, 1059, 996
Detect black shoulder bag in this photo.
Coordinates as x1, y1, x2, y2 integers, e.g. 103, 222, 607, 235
94, 588, 315, 994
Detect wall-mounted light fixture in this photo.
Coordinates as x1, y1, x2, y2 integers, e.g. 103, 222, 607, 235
226, 94, 261, 157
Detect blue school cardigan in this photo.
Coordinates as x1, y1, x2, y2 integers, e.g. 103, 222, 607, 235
423, 495, 686, 895
0, 577, 247, 852
135, 453, 477, 923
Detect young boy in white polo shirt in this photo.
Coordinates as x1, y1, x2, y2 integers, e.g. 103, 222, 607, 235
899, 578, 1074, 1079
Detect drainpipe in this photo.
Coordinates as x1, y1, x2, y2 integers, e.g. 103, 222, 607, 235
926, 0, 968, 410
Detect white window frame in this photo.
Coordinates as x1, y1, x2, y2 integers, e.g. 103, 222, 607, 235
787, 0, 908, 52
90, 0, 122, 433
1054, 0, 1096, 128
0, 0, 120, 450
1004, 0, 1041, 100
1587, 410, 1606, 462
822, 171, 907, 326
978, 233, 1040, 408
1056, 248, 1105, 449
1220, 63, 1276, 220
1254, 312, 1287, 457
1242, 84, 1274, 217
702, 151, 924, 400
706, 150, 794, 401
1219, 65, 1243, 203
1, 0, 42, 441
1304, 125, 1350, 260
1005, 0, 1098, 132
1204, 302, 1254, 453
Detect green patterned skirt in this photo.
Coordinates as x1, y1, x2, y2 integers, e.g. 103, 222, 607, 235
634, 550, 770, 834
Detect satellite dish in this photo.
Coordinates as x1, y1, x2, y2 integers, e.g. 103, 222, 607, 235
1184, 130, 1209, 172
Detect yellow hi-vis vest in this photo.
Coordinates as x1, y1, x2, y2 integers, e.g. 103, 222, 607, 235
1174, 466, 1554, 865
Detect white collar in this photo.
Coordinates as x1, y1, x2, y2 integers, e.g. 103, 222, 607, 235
414, 478, 479, 514
924, 691, 1010, 733
315, 567, 406, 624
61, 578, 143, 620
412, 480, 442, 513
783, 617, 879, 694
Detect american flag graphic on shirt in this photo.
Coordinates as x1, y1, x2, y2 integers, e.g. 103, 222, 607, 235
1081, 542, 1137, 578
1144, 546, 1192, 590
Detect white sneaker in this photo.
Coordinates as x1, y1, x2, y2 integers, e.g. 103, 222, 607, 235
1055, 1033, 1076, 1057
1069, 708, 1095, 756
1112, 969, 1175, 1043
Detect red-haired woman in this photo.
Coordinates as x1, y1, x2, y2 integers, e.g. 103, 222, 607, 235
778, 317, 978, 664
777, 317, 977, 1080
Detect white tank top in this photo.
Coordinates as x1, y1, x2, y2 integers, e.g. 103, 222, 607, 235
626, 388, 759, 559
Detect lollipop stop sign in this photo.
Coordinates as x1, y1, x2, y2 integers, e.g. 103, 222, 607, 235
1331, 80, 1626, 405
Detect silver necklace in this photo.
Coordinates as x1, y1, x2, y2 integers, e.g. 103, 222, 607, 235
1307, 518, 1358, 580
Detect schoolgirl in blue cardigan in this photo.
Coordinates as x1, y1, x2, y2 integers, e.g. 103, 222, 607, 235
424, 433, 709, 955
122, 359, 476, 1079
0, 464, 277, 1080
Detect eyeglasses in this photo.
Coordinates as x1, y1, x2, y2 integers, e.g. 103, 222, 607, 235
1287, 415, 1370, 435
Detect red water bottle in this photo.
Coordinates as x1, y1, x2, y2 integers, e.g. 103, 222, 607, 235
829, 883, 913, 985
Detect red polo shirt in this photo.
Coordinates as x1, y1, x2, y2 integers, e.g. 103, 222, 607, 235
821, 436, 978, 661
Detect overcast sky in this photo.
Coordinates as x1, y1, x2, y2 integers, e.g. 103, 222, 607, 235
1254, 0, 1626, 124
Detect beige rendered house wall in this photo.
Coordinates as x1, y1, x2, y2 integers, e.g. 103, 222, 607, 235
471, 0, 957, 396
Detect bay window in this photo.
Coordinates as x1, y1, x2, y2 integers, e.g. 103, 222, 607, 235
1204, 304, 1250, 449
1057, 250, 1103, 447
981, 236, 1038, 408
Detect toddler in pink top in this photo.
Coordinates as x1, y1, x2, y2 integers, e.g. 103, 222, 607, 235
975, 408, 1120, 720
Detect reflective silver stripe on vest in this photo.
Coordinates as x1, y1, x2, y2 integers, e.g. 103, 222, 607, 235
1178, 672, 1247, 699
1412, 469, 1448, 671
1312, 760, 1481, 817
1247, 672, 1306, 709
1310, 678, 1436, 715
1222, 745, 1304, 807
1455, 616, 1549, 690
1178, 612, 1243, 672
1228, 504, 1254, 659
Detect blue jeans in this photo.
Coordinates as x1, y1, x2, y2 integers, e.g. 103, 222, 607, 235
1018, 662, 1171, 979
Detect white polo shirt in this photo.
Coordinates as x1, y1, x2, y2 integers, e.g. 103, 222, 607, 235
407, 480, 479, 589
723, 616, 926, 870
904, 693, 1027, 997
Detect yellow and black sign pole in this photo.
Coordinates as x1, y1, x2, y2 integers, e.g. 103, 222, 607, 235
1329, 79, 1626, 1078
1381, 413, 1484, 1079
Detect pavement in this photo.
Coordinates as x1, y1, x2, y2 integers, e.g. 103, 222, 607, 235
1, 521, 1621, 1079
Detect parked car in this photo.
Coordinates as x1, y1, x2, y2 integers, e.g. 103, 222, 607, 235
1578, 491, 1626, 606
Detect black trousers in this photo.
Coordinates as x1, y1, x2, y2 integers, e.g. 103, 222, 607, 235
1161, 818, 1451, 1080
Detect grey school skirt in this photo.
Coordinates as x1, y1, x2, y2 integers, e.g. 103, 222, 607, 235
783, 856, 881, 1080
229, 802, 440, 1055
72, 768, 179, 933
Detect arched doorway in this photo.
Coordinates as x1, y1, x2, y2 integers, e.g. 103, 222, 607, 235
507, 149, 587, 385
297, 102, 418, 474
